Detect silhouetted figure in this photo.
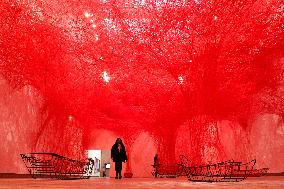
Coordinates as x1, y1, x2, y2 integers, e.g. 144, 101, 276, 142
111, 138, 127, 179
153, 154, 159, 178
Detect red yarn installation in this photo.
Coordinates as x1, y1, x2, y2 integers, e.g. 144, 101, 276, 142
0, 0, 283, 173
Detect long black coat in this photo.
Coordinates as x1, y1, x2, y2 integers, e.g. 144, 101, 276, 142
111, 143, 128, 163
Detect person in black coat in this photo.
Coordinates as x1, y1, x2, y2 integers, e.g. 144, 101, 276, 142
111, 138, 128, 179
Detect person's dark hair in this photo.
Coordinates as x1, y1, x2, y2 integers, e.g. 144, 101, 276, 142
114, 138, 125, 150
116, 138, 122, 144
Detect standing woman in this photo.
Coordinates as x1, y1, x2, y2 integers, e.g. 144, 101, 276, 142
111, 138, 128, 179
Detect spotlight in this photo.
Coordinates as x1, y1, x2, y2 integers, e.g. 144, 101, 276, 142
178, 76, 184, 85
103, 71, 110, 83
68, 115, 74, 121
84, 12, 91, 18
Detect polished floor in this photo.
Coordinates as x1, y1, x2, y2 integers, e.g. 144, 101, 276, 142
0, 176, 283, 189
